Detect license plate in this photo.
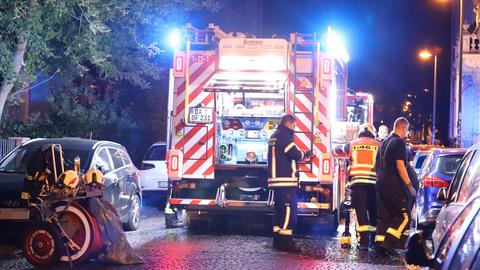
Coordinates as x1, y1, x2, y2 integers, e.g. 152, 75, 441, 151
158, 181, 168, 188
246, 130, 260, 139
189, 107, 213, 124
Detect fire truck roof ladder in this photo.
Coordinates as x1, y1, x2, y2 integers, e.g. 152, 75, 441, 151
291, 33, 316, 173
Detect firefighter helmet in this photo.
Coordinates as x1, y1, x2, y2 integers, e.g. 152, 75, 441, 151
358, 123, 376, 137
84, 168, 105, 186
58, 170, 79, 189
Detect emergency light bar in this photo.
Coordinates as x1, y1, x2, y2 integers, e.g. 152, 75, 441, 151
203, 71, 287, 92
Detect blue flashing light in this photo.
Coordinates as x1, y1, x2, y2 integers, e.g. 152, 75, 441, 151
326, 26, 350, 63
169, 29, 181, 49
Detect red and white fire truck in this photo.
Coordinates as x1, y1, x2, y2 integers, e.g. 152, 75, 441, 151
165, 24, 356, 230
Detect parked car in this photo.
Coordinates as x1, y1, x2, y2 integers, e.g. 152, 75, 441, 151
412, 149, 433, 175
406, 193, 480, 269
0, 138, 142, 231
431, 143, 480, 249
412, 148, 466, 232
138, 142, 168, 193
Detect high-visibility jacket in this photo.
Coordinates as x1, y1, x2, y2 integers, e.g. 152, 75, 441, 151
267, 124, 304, 188
348, 137, 379, 186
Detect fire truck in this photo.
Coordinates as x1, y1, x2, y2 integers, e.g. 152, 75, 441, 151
165, 24, 353, 231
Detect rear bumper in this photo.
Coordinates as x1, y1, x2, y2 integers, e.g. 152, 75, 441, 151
169, 198, 330, 216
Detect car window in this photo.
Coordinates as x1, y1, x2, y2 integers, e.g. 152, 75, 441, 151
457, 153, 480, 203
415, 154, 428, 169
436, 197, 480, 263
449, 151, 475, 203
95, 148, 113, 174
108, 148, 126, 169
420, 154, 433, 177
144, 145, 166, 161
436, 155, 464, 177
449, 206, 480, 269
0, 146, 32, 172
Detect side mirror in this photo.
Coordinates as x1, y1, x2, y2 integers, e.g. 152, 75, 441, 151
436, 187, 447, 203
405, 231, 433, 267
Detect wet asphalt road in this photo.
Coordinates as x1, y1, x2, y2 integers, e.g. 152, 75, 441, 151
0, 193, 416, 270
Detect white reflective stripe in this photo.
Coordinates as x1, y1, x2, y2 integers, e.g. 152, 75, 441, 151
272, 146, 276, 178
291, 160, 296, 179
284, 142, 296, 153
283, 205, 291, 230
351, 164, 375, 169
350, 179, 376, 185
268, 182, 298, 187
199, 200, 212, 205
268, 177, 297, 182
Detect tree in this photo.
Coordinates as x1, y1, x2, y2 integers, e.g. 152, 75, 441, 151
0, 0, 220, 122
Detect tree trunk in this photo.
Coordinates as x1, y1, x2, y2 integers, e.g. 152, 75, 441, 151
0, 35, 27, 123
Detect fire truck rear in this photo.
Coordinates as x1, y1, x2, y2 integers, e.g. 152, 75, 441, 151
166, 24, 350, 231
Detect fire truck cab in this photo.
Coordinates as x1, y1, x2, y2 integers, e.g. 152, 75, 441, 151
166, 24, 350, 231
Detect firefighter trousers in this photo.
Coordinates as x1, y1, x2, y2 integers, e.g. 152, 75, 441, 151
375, 179, 410, 249
273, 188, 297, 240
351, 184, 377, 246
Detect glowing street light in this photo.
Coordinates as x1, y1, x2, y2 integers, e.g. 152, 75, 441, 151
418, 49, 439, 145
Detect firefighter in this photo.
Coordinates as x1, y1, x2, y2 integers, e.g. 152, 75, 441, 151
374, 117, 416, 258
268, 114, 312, 252
334, 123, 379, 250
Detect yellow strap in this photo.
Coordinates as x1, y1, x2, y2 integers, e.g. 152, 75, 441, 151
368, 226, 377, 232
386, 213, 409, 239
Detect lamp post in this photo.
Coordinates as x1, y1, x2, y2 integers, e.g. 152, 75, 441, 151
457, 0, 464, 146
419, 50, 438, 145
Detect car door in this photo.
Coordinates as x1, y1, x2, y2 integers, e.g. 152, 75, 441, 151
93, 148, 119, 208
108, 147, 130, 217
433, 150, 479, 248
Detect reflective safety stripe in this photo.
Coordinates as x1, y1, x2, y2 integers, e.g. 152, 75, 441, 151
21, 192, 30, 200
375, 235, 385, 243
351, 164, 374, 169
268, 182, 299, 188
283, 205, 291, 230
279, 229, 292, 236
272, 146, 277, 178
273, 226, 280, 233
368, 226, 377, 232
284, 142, 296, 153
350, 179, 376, 185
356, 225, 370, 232
291, 160, 296, 179
350, 170, 377, 176
386, 213, 409, 239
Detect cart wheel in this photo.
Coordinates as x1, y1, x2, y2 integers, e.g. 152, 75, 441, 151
52, 201, 95, 265
24, 221, 62, 268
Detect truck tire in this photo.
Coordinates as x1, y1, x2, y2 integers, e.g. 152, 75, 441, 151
24, 221, 62, 268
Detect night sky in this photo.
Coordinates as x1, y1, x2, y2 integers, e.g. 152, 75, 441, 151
261, 0, 453, 143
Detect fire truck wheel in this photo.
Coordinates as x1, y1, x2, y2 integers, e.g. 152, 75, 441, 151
23, 221, 62, 268
52, 201, 95, 265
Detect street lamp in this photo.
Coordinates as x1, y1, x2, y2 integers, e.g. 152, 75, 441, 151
418, 49, 438, 145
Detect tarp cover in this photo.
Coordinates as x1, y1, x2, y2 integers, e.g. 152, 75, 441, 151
88, 198, 144, 265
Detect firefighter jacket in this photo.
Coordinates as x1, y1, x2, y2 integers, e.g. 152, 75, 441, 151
334, 132, 379, 186
267, 124, 304, 188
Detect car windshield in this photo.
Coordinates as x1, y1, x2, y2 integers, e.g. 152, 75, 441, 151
436, 155, 464, 177
415, 154, 428, 169
0, 144, 91, 173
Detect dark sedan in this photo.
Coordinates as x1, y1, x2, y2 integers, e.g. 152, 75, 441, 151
0, 138, 142, 231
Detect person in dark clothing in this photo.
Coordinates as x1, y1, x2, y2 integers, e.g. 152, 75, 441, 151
374, 117, 416, 258
268, 114, 312, 252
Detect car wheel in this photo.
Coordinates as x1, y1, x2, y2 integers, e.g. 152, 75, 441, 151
124, 194, 141, 231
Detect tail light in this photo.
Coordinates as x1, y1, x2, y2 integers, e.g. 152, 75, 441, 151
423, 176, 449, 188
139, 163, 155, 170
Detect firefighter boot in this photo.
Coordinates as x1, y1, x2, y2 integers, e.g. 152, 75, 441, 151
165, 207, 183, 228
